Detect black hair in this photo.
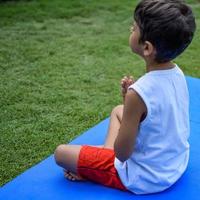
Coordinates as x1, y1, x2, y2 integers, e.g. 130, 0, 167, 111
134, 0, 196, 63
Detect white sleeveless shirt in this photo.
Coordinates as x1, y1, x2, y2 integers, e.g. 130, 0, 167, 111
114, 65, 190, 194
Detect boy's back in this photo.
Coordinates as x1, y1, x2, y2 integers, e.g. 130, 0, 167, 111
115, 65, 190, 194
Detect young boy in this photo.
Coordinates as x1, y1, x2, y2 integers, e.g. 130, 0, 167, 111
54, 0, 196, 194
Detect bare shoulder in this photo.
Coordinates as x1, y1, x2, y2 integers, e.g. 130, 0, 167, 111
124, 89, 147, 116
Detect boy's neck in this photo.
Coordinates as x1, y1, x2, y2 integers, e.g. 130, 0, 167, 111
145, 60, 175, 73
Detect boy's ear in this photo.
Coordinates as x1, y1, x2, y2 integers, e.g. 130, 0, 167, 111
143, 41, 156, 57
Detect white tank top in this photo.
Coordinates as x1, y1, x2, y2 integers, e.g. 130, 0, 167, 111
114, 65, 190, 194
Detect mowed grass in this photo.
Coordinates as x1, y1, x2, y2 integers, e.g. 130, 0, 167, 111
0, 0, 199, 186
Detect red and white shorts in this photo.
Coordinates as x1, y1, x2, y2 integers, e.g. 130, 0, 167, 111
77, 145, 127, 191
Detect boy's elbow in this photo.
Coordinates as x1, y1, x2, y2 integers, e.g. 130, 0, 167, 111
115, 154, 128, 162
114, 142, 130, 162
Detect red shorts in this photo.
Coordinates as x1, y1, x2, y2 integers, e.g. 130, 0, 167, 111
77, 145, 127, 191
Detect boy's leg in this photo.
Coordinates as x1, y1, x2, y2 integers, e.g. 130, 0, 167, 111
104, 105, 123, 149
54, 144, 103, 181
54, 144, 82, 178
54, 105, 123, 180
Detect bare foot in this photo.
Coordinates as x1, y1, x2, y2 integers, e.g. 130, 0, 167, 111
63, 170, 85, 181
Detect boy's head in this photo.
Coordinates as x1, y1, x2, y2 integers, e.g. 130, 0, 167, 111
132, 0, 196, 63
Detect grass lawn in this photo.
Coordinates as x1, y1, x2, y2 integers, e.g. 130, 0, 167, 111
0, 0, 200, 186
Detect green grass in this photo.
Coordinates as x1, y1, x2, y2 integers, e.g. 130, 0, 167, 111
0, 0, 200, 186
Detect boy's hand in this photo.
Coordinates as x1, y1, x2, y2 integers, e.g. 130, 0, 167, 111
121, 76, 135, 101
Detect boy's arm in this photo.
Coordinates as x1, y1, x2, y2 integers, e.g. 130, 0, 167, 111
114, 89, 147, 162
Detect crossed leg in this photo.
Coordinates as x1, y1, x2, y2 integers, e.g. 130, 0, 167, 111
54, 105, 123, 181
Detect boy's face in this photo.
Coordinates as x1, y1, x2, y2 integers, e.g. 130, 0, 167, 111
129, 22, 143, 56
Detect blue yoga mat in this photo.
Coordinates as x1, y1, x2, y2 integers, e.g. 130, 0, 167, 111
0, 76, 200, 200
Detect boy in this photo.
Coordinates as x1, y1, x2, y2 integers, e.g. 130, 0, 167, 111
54, 0, 196, 194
